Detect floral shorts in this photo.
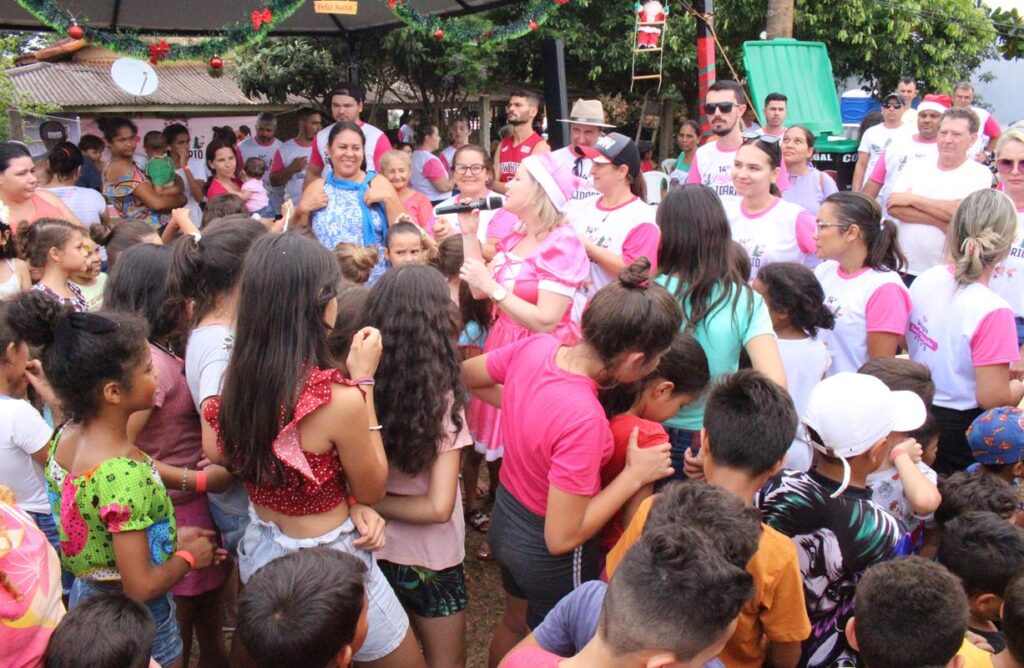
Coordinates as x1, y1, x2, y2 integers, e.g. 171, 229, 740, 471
377, 560, 467, 618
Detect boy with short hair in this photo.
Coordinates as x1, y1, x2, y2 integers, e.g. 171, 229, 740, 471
237, 547, 369, 668
756, 372, 923, 668
501, 525, 754, 668
607, 370, 811, 668
996, 572, 1024, 668
846, 557, 969, 668
936, 512, 1024, 655
44, 593, 154, 668
968, 406, 1024, 519
384, 221, 427, 268
935, 471, 1018, 528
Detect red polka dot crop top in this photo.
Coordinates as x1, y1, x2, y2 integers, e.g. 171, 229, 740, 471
204, 367, 353, 516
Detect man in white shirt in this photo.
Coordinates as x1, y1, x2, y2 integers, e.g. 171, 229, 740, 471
270, 107, 322, 208
862, 93, 948, 209
952, 81, 1002, 161
761, 92, 788, 138
551, 99, 616, 212
686, 79, 747, 197
853, 92, 908, 191
888, 107, 995, 280
898, 77, 919, 127
237, 112, 283, 214
304, 80, 393, 189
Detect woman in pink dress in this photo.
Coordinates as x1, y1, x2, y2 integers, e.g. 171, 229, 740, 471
458, 152, 588, 534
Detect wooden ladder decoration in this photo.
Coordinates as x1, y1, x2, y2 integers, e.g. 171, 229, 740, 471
631, 0, 669, 92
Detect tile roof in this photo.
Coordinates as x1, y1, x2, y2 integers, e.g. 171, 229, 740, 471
7, 60, 291, 110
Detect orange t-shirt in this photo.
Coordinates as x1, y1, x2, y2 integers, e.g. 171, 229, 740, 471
606, 495, 811, 668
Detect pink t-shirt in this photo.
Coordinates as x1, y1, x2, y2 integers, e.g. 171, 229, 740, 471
402, 191, 435, 231
206, 177, 242, 200
502, 647, 563, 668
421, 156, 446, 180
487, 334, 614, 516
377, 405, 472, 570
135, 344, 206, 506
242, 178, 269, 212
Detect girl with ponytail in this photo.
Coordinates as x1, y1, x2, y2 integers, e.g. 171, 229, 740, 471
4, 291, 225, 668
463, 258, 679, 661
813, 191, 911, 374
907, 189, 1024, 474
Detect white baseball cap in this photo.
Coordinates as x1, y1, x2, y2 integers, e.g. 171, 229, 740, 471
803, 372, 926, 497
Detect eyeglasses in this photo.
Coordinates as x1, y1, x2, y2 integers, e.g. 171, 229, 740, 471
815, 221, 849, 232
996, 158, 1024, 174
704, 102, 735, 115
453, 164, 486, 175
882, 103, 904, 110
742, 131, 781, 144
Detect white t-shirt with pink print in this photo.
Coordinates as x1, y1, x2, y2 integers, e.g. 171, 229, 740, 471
907, 265, 1020, 410
723, 196, 816, 280
989, 208, 1024, 319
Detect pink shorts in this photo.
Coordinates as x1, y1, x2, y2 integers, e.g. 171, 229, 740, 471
171, 496, 232, 597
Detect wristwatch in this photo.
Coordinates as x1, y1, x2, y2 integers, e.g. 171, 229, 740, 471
491, 286, 509, 302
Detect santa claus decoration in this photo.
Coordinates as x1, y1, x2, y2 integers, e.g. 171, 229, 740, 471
636, 0, 666, 49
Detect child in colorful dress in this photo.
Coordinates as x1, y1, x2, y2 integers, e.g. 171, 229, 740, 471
17, 218, 90, 312
6, 290, 224, 668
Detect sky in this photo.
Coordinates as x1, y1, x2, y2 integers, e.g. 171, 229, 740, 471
976, 0, 1024, 125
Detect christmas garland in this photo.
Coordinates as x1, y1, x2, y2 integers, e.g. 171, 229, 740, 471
389, 0, 567, 44
14, 0, 304, 63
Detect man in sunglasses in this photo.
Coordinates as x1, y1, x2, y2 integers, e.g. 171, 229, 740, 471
863, 94, 948, 211
685, 79, 748, 197
853, 93, 910, 192
952, 81, 1002, 162
887, 107, 993, 284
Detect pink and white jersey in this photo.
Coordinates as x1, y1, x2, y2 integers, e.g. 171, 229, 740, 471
440, 144, 457, 174
723, 196, 816, 279
815, 260, 911, 375
567, 195, 659, 323
238, 136, 283, 211
968, 106, 1002, 160
891, 158, 993, 275
686, 141, 740, 197
270, 138, 314, 206
310, 121, 392, 172
990, 208, 1024, 318
868, 135, 938, 211
410, 149, 451, 201
907, 265, 1020, 410
857, 123, 909, 188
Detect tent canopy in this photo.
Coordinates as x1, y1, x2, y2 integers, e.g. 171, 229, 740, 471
0, 0, 519, 37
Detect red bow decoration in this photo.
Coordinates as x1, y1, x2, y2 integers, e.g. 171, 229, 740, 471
251, 8, 273, 31
148, 40, 170, 65
389, 0, 403, 8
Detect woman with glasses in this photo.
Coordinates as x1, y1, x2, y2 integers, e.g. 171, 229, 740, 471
988, 129, 1024, 346
813, 191, 910, 374
781, 126, 838, 214
433, 144, 509, 261
724, 136, 816, 280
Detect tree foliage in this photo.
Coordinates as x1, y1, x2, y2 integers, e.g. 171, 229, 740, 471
990, 6, 1024, 61
1, 32, 60, 141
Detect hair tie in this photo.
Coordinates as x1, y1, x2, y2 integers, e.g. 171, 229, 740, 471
879, 219, 885, 229
191, 232, 202, 243
961, 237, 980, 257
637, 279, 650, 288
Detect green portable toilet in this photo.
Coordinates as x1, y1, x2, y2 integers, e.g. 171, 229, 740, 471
743, 38, 860, 190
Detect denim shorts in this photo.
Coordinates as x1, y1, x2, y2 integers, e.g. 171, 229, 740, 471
236, 508, 410, 662
70, 578, 182, 667
207, 481, 251, 555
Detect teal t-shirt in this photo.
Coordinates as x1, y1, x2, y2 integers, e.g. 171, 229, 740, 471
656, 275, 775, 431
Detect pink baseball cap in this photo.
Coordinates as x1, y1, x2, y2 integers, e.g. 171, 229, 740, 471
519, 152, 581, 212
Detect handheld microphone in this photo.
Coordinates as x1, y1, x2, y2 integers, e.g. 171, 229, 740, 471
433, 195, 504, 216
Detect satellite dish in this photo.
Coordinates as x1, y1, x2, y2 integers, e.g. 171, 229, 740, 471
110, 58, 159, 96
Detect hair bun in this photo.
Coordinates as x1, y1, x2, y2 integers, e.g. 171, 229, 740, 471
618, 257, 652, 289
6, 290, 67, 348
89, 222, 114, 247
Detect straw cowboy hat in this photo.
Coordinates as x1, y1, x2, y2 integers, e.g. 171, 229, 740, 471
557, 99, 616, 128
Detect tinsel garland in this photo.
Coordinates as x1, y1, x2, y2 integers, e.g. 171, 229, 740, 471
389, 0, 567, 44
14, 0, 305, 61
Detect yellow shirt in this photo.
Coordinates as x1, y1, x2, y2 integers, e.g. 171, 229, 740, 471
606, 496, 812, 668
957, 637, 995, 667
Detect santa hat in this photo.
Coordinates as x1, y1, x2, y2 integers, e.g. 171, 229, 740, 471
917, 94, 952, 114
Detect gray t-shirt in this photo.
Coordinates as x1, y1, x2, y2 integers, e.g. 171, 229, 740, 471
185, 324, 233, 413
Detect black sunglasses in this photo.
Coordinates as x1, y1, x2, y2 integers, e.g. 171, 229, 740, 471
704, 102, 735, 115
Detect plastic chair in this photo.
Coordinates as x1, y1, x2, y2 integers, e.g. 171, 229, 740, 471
643, 170, 669, 205
660, 157, 676, 173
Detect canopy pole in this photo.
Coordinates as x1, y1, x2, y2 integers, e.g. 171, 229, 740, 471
541, 38, 568, 150
696, 0, 716, 137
